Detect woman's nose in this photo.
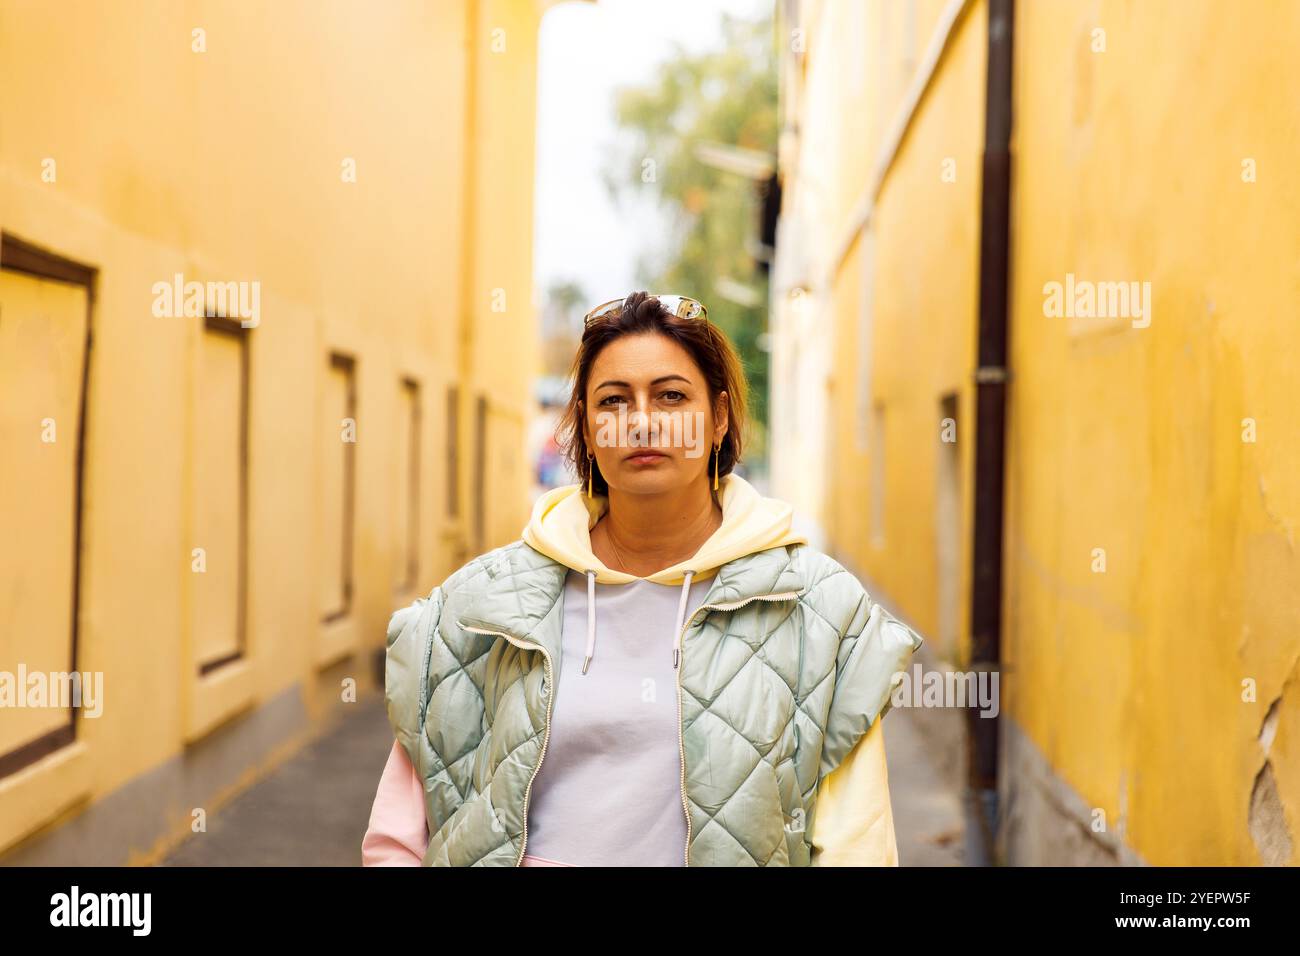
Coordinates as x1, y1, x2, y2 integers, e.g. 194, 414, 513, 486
626, 403, 650, 445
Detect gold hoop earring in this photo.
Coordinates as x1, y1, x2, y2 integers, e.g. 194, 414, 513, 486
713, 443, 720, 491
587, 451, 595, 498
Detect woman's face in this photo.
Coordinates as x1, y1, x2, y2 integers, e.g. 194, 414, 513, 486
583, 332, 728, 497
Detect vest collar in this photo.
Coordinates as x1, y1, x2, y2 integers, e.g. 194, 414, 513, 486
454, 541, 808, 665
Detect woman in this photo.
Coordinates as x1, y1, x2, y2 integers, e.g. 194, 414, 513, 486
361, 291, 923, 867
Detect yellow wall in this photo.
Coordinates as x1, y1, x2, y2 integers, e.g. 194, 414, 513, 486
777, 0, 1300, 864
776, 0, 986, 663
1005, 0, 1300, 865
0, 0, 548, 858
464, 0, 545, 557
828, 2, 985, 662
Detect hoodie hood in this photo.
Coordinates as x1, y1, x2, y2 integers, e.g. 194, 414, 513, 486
521, 473, 807, 585
522, 473, 808, 674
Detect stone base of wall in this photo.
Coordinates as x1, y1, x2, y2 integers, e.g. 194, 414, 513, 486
1, 684, 318, 865
997, 715, 1146, 866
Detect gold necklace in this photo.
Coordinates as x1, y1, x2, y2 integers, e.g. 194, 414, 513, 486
605, 526, 631, 573
601, 506, 723, 575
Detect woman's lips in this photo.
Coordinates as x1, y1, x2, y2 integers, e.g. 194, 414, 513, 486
624, 450, 669, 465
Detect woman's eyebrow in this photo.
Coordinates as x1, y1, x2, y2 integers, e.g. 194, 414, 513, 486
593, 374, 692, 390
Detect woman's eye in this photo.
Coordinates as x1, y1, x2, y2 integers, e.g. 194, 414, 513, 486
598, 394, 626, 406
660, 390, 686, 402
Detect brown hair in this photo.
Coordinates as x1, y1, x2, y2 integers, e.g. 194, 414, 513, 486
558, 291, 749, 496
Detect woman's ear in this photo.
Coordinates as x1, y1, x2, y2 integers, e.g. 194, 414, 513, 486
713, 391, 730, 447
579, 399, 592, 450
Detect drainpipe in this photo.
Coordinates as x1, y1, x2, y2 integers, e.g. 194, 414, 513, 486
968, 0, 1014, 865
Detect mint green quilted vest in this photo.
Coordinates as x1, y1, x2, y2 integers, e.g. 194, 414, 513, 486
383, 539, 923, 866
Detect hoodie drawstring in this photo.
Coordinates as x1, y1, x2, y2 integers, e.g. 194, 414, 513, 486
582, 570, 596, 674
671, 571, 695, 670
580, 569, 697, 675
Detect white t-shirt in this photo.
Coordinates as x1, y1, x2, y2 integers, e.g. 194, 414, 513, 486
520, 569, 702, 866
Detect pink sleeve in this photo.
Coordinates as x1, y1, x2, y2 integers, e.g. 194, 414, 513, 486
361, 738, 430, 866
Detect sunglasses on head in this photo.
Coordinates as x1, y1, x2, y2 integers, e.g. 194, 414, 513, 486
583, 294, 708, 326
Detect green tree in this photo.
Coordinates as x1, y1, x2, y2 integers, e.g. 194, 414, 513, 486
605, 9, 777, 468
541, 278, 588, 377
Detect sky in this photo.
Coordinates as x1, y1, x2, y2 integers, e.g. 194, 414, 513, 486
533, 0, 772, 315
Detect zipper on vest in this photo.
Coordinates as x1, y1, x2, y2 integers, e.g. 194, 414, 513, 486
458, 622, 555, 867
417, 602, 438, 731
672, 588, 804, 866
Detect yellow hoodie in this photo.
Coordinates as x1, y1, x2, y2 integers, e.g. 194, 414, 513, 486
521, 473, 901, 866
523, 470, 808, 585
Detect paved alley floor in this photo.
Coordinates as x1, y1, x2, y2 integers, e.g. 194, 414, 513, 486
885, 705, 968, 866
161, 697, 393, 866
161, 690, 967, 866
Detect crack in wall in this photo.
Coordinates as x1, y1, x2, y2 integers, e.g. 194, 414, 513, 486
1249, 696, 1294, 866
